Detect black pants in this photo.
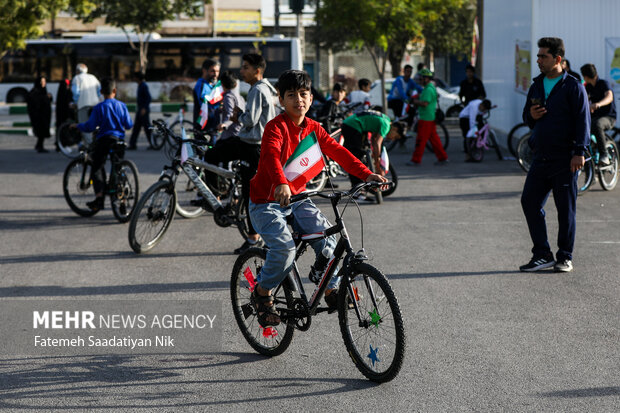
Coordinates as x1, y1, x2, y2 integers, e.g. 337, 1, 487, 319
521, 158, 578, 261
129, 111, 151, 148
341, 124, 367, 187
388, 99, 405, 119
203, 137, 260, 236
591, 115, 614, 156
90, 136, 119, 195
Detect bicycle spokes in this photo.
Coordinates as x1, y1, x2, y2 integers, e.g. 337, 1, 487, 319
243, 266, 257, 292
367, 344, 381, 366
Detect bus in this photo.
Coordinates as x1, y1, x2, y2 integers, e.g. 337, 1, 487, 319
0, 35, 302, 103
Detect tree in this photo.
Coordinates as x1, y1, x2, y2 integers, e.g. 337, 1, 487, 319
0, 0, 93, 59
314, 0, 427, 112
421, 0, 476, 65
76, 0, 205, 73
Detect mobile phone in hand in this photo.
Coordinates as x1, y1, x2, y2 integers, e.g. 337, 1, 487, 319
530, 98, 542, 106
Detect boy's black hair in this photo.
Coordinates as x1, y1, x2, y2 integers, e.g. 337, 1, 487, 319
417, 62, 426, 71
481, 99, 492, 110
404, 64, 413, 71
243, 53, 267, 72
580, 63, 597, 79
202, 59, 220, 71
358, 78, 371, 89
134, 71, 145, 81
332, 82, 344, 92
538, 37, 565, 58
101, 77, 116, 95
466, 64, 475, 72
275, 70, 312, 95
220, 70, 238, 90
391, 121, 407, 138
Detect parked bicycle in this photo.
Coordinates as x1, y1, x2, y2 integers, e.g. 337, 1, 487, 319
516, 132, 619, 194
62, 139, 139, 223
128, 120, 248, 253
230, 182, 406, 383
149, 99, 194, 152
466, 105, 503, 162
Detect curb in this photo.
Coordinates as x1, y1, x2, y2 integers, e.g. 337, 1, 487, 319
0, 102, 194, 116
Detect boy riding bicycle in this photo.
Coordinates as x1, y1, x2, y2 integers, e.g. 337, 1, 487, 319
248, 70, 387, 327
72, 77, 133, 211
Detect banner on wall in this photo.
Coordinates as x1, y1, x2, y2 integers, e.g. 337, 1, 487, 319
605, 38, 620, 95
515, 40, 531, 95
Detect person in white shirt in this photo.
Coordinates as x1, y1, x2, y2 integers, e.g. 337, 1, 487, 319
71, 63, 101, 122
458, 98, 491, 158
347, 78, 371, 113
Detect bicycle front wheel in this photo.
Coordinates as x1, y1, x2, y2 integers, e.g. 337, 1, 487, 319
128, 180, 176, 253
57, 121, 84, 159
516, 133, 533, 173
63, 157, 98, 217
577, 158, 595, 195
598, 141, 619, 191
487, 129, 503, 160
174, 169, 205, 219
149, 123, 167, 149
382, 164, 398, 197
110, 160, 139, 223
507, 122, 529, 158
338, 263, 406, 383
230, 248, 295, 357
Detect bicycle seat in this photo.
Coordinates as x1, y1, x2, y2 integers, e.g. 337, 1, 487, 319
162, 113, 172, 118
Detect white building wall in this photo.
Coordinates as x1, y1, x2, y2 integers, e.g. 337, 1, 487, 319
482, 0, 532, 139
483, 0, 620, 143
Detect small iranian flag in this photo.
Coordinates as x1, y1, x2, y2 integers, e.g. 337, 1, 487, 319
283, 132, 326, 192
206, 81, 224, 105
197, 99, 209, 128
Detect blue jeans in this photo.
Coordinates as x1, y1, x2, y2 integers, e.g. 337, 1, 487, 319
249, 199, 339, 291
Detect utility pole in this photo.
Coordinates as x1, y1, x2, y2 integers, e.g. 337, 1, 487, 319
274, 0, 280, 35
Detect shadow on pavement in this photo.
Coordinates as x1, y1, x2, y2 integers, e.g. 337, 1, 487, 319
0, 280, 231, 296
389, 270, 519, 280
0, 352, 374, 410
536, 386, 620, 398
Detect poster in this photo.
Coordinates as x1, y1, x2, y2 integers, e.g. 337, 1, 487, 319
515, 40, 531, 95
605, 38, 620, 95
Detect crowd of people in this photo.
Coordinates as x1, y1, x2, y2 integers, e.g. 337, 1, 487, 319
21, 34, 616, 276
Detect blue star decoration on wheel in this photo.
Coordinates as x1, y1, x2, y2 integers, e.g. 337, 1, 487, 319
369, 308, 381, 327
367, 344, 380, 366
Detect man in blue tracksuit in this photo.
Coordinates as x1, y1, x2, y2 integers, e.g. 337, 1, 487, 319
520, 37, 590, 273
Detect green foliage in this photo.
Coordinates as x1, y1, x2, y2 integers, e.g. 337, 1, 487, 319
422, 0, 476, 57
0, 0, 93, 57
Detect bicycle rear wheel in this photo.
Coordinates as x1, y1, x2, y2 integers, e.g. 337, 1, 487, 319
306, 170, 328, 191
598, 141, 619, 191
231, 248, 295, 357
63, 157, 98, 217
174, 169, 205, 219
338, 263, 406, 383
507, 122, 529, 158
577, 158, 595, 195
110, 160, 139, 223
516, 133, 533, 173
128, 180, 176, 253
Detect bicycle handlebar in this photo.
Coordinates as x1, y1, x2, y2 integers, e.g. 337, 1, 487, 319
152, 119, 207, 147
289, 181, 395, 203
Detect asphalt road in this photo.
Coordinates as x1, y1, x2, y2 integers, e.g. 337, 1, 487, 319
0, 124, 619, 412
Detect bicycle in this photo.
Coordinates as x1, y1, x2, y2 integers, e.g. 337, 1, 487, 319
465, 105, 503, 162
230, 182, 406, 382
149, 99, 194, 151
127, 120, 248, 253
62, 139, 139, 223
516, 132, 619, 194
56, 106, 94, 158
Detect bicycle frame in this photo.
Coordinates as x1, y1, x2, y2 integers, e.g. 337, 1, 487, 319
276, 191, 373, 322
